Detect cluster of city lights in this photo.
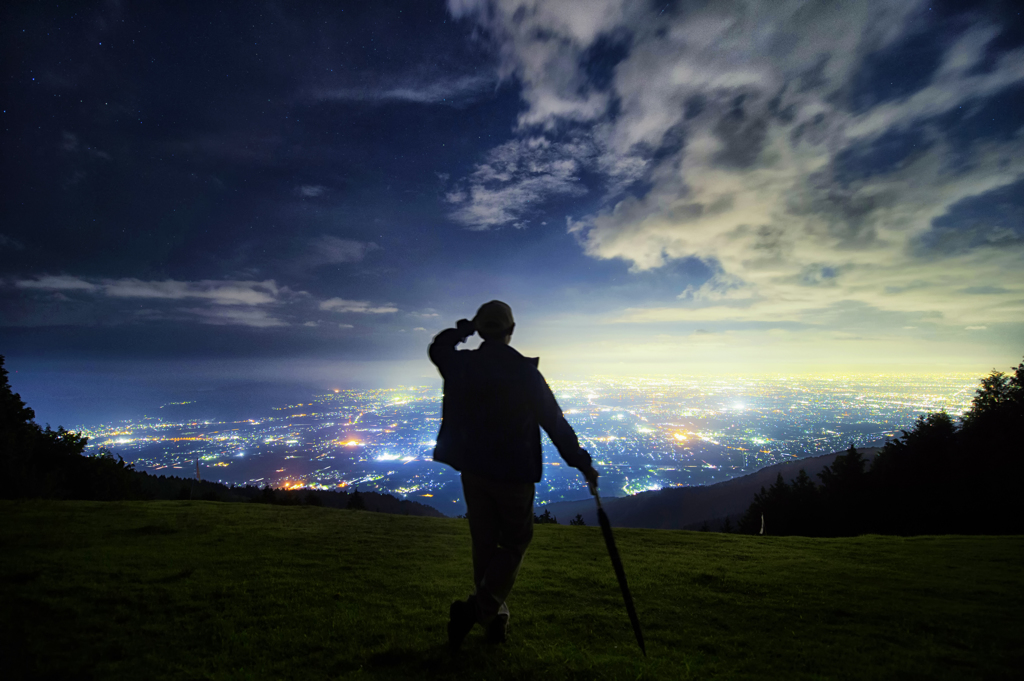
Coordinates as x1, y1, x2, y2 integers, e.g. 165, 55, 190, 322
78, 374, 980, 511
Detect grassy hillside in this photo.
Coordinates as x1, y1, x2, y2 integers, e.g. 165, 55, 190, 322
2, 502, 1021, 680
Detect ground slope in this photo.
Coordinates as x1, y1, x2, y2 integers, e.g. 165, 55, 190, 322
547, 447, 880, 529
2, 501, 1021, 680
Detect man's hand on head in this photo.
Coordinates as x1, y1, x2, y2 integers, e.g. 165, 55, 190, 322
456, 318, 476, 338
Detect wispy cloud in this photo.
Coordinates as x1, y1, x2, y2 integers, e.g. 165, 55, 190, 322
311, 73, 495, 106
181, 307, 288, 328
12, 275, 407, 327
13, 276, 297, 327
446, 136, 592, 230
60, 131, 111, 160
281, 236, 380, 277
16, 275, 99, 291
319, 298, 398, 314
295, 184, 327, 197
17, 276, 286, 305
300, 236, 380, 268
0, 234, 25, 251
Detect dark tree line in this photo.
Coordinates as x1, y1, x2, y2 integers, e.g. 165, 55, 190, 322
1, 355, 142, 501
739, 359, 1024, 536
534, 507, 559, 524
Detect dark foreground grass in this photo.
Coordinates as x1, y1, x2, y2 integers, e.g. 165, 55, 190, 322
1, 501, 1021, 680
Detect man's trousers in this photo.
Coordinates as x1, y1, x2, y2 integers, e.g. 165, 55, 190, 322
460, 469, 536, 623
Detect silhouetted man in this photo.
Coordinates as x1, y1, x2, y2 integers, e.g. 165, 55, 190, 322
429, 300, 599, 652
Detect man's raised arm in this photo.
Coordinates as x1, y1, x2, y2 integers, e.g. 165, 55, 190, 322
428, 319, 476, 374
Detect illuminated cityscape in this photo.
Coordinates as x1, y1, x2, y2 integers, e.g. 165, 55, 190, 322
79, 374, 979, 515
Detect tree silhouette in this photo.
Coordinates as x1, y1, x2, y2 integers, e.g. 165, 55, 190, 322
788, 469, 821, 536
260, 484, 277, 504
0, 355, 36, 434
347, 488, 366, 510
816, 444, 869, 536
0, 355, 120, 499
953, 360, 1024, 533
870, 412, 957, 534
533, 507, 558, 524
961, 368, 1021, 430
569, 513, 585, 526
739, 355, 1024, 537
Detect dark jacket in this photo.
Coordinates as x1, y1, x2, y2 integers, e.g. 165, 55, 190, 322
429, 327, 590, 483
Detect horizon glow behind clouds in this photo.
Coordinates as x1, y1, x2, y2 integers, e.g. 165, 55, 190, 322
2, 1, 1023, 425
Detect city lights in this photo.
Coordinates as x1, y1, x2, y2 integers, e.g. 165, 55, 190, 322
77, 373, 979, 513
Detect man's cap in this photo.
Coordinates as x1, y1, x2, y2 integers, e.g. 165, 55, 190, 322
473, 300, 515, 335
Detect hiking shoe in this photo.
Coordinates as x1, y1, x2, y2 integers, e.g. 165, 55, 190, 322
447, 597, 476, 654
485, 613, 508, 645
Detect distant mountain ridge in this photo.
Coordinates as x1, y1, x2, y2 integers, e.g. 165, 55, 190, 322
545, 447, 881, 530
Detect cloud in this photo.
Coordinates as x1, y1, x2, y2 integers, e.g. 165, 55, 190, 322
319, 298, 398, 314
296, 184, 327, 197
10, 276, 306, 328
311, 73, 495, 106
846, 25, 1024, 140
306, 236, 380, 265
287, 236, 380, 274
101, 279, 284, 305
181, 307, 288, 328
60, 131, 111, 160
679, 272, 756, 304
17, 275, 286, 306
959, 286, 1010, 295
16, 275, 100, 291
446, 136, 592, 229
0, 234, 26, 251
450, 0, 1024, 330
448, 0, 627, 127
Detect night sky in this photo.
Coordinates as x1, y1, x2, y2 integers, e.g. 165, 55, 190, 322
3, 1, 1023, 425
